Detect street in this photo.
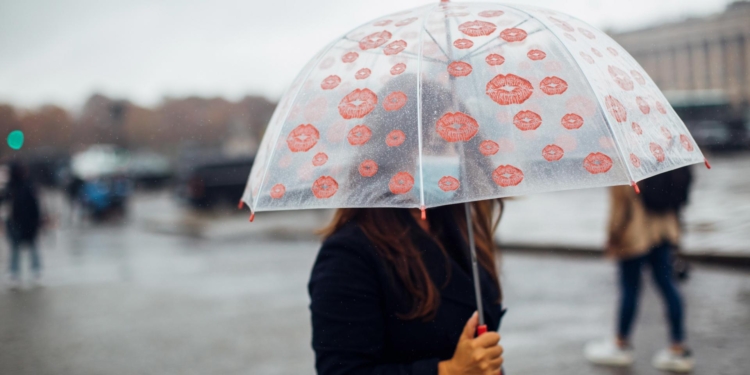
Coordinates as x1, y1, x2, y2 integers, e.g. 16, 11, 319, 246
1, 192, 749, 374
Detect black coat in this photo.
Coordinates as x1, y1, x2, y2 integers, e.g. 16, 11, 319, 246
4, 181, 41, 242
308, 210, 504, 375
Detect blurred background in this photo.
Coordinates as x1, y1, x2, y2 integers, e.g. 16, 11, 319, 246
0, 0, 748, 374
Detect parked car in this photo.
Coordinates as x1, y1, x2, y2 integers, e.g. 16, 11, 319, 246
689, 120, 734, 151
177, 156, 254, 209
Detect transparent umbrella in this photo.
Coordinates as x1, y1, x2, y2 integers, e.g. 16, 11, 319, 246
240, 1, 709, 334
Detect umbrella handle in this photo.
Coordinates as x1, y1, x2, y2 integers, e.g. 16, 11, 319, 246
477, 324, 487, 336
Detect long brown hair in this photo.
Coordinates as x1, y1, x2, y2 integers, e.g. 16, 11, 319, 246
320, 200, 503, 320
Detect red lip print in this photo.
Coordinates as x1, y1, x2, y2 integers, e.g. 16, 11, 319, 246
609, 66, 634, 91
561, 113, 583, 129
319, 57, 335, 70
459, 20, 497, 37
438, 176, 460, 192
636, 97, 650, 114
591, 48, 602, 57
527, 49, 546, 60
578, 27, 595, 39
580, 52, 594, 64
453, 39, 474, 49
312, 176, 338, 199
500, 28, 527, 42
632, 122, 643, 135
389, 171, 414, 194
312, 152, 328, 166
548, 17, 574, 32
447, 61, 473, 77
514, 110, 542, 131
492, 165, 524, 187
479, 140, 499, 156
680, 134, 694, 151
650, 142, 665, 162
321, 75, 341, 90
347, 124, 372, 146
360, 31, 392, 50
661, 126, 672, 140
655, 101, 667, 114
583, 152, 613, 174
395, 17, 418, 27
542, 144, 564, 161
436, 112, 479, 142
486, 73, 533, 105
486, 54, 505, 66
564, 33, 576, 41
359, 159, 378, 177
631, 70, 646, 85
630, 153, 641, 168
287, 124, 320, 152
479, 10, 504, 17
605, 95, 627, 122
339, 88, 378, 119
384, 40, 407, 55
607, 47, 619, 56
383, 91, 407, 111
386, 129, 406, 147
540, 76, 568, 95
342, 52, 359, 63
270, 184, 286, 199
374, 19, 392, 26
355, 68, 371, 80
390, 63, 406, 75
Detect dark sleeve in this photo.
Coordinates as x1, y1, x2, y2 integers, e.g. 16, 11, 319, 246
309, 235, 440, 375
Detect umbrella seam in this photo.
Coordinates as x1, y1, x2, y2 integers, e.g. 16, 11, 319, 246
416, 4, 440, 210
503, 4, 637, 186
250, 39, 341, 214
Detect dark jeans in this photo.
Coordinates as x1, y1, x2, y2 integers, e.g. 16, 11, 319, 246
7, 224, 41, 278
618, 242, 685, 344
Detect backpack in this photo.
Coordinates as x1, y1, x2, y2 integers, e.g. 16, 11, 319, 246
639, 166, 693, 214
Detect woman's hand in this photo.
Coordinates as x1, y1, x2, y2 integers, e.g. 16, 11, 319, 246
439, 312, 503, 375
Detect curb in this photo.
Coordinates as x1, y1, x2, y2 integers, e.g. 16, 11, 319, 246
499, 242, 750, 270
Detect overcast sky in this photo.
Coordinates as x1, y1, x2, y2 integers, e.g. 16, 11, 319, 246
0, 0, 732, 109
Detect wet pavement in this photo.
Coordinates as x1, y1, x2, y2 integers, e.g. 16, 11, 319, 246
1, 194, 749, 374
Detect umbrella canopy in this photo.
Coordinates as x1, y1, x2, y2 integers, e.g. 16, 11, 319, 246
240, 2, 705, 216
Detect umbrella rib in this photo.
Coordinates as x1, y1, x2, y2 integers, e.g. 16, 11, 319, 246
416, 4, 440, 211
504, 4, 638, 184
424, 28, 452, 61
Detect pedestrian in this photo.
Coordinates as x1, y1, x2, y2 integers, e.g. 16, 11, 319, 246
2, 161, 43, 289
585, 167, 694, 372
309, 203, 505, 375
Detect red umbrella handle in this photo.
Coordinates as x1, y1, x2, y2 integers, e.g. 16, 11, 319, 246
477, 325, 487, 336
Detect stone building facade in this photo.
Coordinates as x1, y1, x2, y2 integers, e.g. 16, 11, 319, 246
611, 1, 750, 143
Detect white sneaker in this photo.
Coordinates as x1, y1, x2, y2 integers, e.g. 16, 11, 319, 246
653, 348, 694, 373
584, 339, 634, 367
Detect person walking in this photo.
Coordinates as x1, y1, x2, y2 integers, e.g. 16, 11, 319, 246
585, 167, 694, 372
309, 202, 506, 375
3, 161, 43, 289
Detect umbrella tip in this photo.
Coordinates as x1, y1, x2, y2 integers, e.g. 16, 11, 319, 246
704, 158, 711, 169
238, 200, 244, 210
249, 213, 255, 222
631, 181, 640, 194
420, 205, 426, 220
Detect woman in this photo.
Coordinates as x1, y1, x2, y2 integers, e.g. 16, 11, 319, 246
585, 170, 693, 373
309, 202, 505, 375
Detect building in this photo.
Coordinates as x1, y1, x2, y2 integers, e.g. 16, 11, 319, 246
612, 1, 750, 148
